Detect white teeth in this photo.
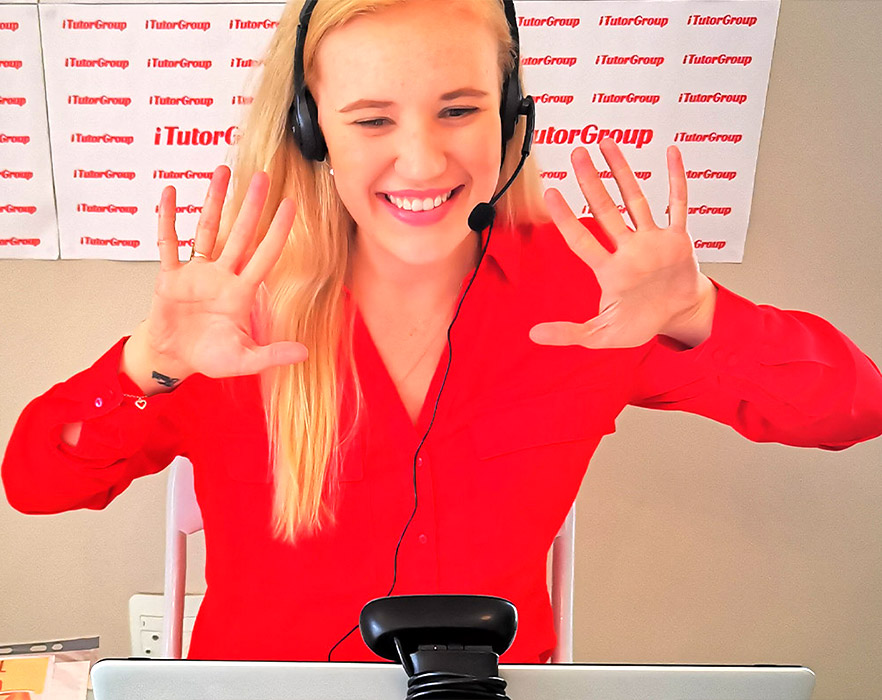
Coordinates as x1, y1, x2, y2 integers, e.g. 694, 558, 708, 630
387, 189, 454, 212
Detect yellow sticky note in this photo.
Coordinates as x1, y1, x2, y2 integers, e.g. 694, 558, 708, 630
0, 655, 52, 693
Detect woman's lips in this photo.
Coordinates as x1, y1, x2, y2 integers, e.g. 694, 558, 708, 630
378, 185, 464, 227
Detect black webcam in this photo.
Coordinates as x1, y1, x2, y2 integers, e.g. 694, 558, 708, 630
359, 595, 517, 700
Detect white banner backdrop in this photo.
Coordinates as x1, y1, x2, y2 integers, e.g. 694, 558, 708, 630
4, 0, 780, 261
39, 2, 281, 260
519, 1, 780, 262
0, 3, 59, 259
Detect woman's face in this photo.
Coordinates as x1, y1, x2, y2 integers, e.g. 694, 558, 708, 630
312, 0, 503, 271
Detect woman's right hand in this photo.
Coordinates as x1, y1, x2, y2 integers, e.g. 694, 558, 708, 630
121, 166, 308, 395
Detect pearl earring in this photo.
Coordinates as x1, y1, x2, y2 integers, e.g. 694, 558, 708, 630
329, 167, 335, 176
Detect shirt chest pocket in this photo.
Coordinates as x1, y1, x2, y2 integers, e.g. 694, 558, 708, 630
468, 388, 617, 461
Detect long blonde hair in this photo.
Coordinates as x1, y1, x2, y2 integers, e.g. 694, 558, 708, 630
218, 0, 548, 542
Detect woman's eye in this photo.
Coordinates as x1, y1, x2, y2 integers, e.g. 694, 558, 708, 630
443, 107, 478, 119
354, 118, 390, 128
353, 108, 477, 128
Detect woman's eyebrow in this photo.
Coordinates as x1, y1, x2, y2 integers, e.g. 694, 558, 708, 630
440, 87, 490, 100
338, 88, 490, 113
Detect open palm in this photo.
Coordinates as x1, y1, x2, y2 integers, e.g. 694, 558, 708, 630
530, 139, 716, 350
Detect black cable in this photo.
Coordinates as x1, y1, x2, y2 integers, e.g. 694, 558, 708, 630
406, 671, 509, 700
326, 222, 495, 661
387, 220, 495, 599
393, 636, 510, 700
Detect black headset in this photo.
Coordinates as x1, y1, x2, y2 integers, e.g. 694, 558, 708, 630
290, 0, 530, 164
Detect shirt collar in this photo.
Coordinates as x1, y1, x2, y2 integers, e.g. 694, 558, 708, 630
482, 221, 523, 285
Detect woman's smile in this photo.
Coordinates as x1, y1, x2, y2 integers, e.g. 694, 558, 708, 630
378, 185, 465, 226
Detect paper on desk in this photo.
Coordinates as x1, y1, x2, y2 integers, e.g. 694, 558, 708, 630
0, 655, 54, 694
0, 638, 98, 700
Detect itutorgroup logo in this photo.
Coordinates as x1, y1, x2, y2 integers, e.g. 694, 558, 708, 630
153, 125, 237, 146
0, 169, 34, 180
687, 14, 758, 27
230, 58, 263, 68
592, 92, 660, 105
522, 56, 578, 67
533, 124, 654, 148
76, 204, 138, 215
228, 19, 279, 30
68, 95, 132, 106
518, 16, 580, 28
152, 169, 214, 180
147, 58, 212, 69
0, 237, 40, 245
534, 94, 575, 106
149, 96, 214, 107
597, 169, 651, 181
0, 133, 30, 144
0, 60, 23, 70
674, 131, 743, 144
599, 15, 669, 28
65, 57, 129, 69
62, 19, 126, 30
683, 54, 753, 67
666, 204, 733, 216
678, 92, 748, 105
80, 236, 140, 247
71, 133, 135, 145
145, 19, 210, 31
686, 169, 737, 181
595, 55, 665, 67
73, 169, 137, 180
0, 96, 26, 106
0, 22, 20, 31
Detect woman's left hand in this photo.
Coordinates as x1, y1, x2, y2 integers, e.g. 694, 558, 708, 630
529, 138, 717, 350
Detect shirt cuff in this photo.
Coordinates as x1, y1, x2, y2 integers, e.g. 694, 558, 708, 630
54, 337, 168, 462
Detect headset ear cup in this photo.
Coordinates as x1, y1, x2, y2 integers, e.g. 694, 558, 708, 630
293, 88, 327, 162
499, 72, 521, 148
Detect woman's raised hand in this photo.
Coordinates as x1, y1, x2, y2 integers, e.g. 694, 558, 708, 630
122, 166, 307, 395
529, 138, 717, 350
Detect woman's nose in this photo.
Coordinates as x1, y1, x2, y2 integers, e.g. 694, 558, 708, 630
393, 123, 447, 182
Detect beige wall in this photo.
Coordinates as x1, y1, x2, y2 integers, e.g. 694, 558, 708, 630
1, 1, 880, 698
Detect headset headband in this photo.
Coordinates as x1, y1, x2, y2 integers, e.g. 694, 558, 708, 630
289, 0, 524, 161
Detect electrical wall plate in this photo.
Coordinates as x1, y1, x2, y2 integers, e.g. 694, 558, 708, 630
128, 593, 204, 657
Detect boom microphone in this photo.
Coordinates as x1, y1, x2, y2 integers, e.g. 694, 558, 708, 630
468, 96, 536, 233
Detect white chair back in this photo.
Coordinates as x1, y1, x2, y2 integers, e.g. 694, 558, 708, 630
160, 456, 203, 659
161, 457, 575, 661
550, 505, 575, 663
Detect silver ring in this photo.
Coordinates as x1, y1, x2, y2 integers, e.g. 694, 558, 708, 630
190, 249, 209, 261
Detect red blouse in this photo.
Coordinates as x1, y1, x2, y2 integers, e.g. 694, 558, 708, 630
4, 218, 882, 663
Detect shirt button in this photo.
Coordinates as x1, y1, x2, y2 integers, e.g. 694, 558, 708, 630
418, 534, 428, 544
94, 397, 103, 408
416, 456, 424, 467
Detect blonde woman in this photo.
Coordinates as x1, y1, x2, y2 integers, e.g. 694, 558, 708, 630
4, 0, 881, 663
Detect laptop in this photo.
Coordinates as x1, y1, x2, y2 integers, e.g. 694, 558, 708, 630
91, 659, 815, 700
